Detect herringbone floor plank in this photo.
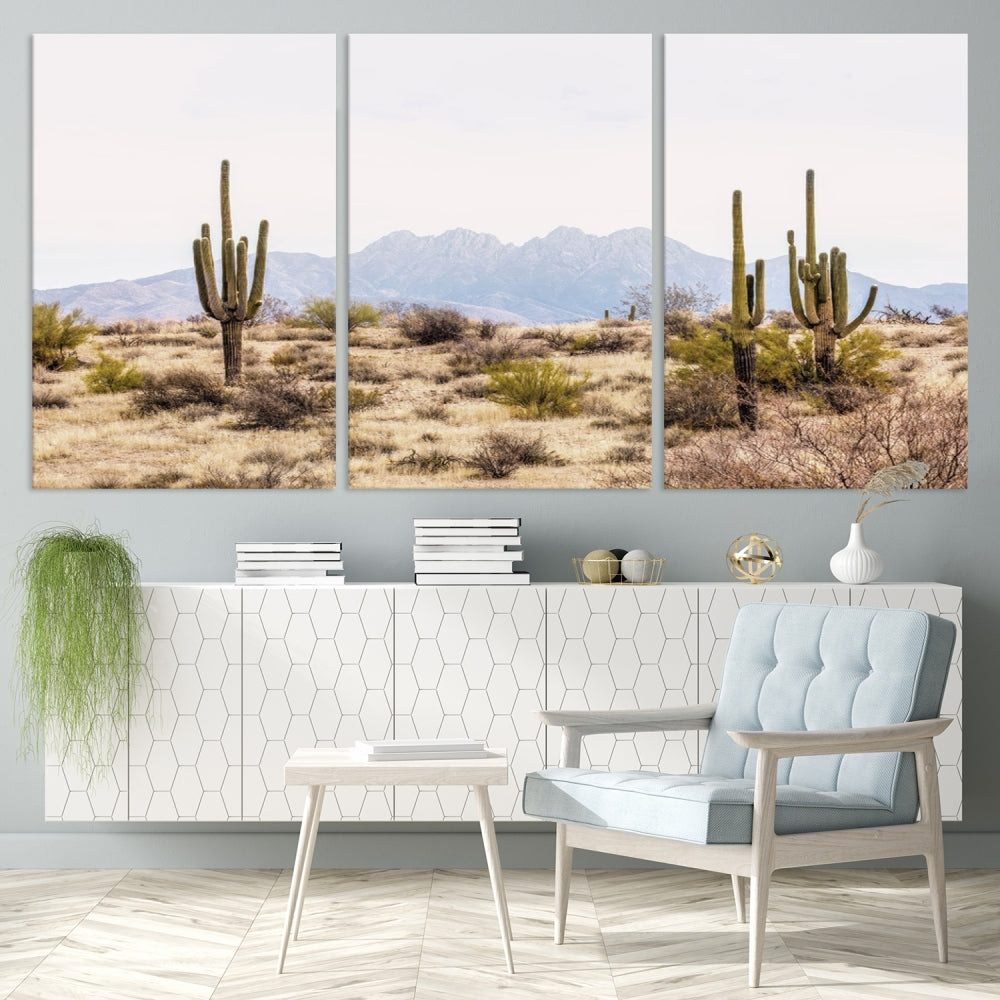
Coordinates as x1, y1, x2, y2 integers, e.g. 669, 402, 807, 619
1, 868, 998, 999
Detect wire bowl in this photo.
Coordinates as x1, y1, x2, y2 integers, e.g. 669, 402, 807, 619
572, 556, 666, 585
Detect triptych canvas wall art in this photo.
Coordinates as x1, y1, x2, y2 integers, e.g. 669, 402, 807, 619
31, 33, 967, 491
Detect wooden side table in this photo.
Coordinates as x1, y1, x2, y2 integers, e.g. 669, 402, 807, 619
279, 747, 513, 974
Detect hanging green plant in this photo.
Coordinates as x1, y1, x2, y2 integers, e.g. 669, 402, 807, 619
12, 524, 146, 771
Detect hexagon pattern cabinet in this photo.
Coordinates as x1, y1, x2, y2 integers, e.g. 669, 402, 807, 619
394, 587, 545, 820
242, 587, 394, 821
130, 586, 243, 821
546, 586, 699, 775
44, 583, 962, 823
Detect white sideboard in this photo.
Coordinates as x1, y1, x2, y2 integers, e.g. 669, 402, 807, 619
44, 583, 962, 823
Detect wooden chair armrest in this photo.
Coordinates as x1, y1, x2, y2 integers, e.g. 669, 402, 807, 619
538, 704, 717, 734
728, 717, 951, 758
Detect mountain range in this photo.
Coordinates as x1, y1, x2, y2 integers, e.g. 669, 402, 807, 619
33, 227, 967, 325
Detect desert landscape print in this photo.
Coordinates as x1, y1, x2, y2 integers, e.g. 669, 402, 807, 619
347, 34, 653, 489
661, 33, 967, 489
32, 34, 337, 489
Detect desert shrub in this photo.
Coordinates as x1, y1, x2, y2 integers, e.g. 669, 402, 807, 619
663, 369, 740, 431
297, 295, 338, 333
834, 327, 899, 388
245, 295, 294, 328
478, 318, 503, 339
270, 343, 317, 368
413, 402, 451, 421
132, 366, 228, 414
32, 302, 98, 370
951, 359, 968, 375
32, 388, 70, 409
466, 428, 558, 479
350, 430, 397, 456
533, 326, 571, 351
663, 384, 966, 489
397, 306, 468, 345
99, 320, 143, 346
349, 300, 383, 330
569, 328, 632, 354
350, 357, 390, 383
897, 355, 921, 372
84, 353, 144, 394
755, 328, 816, 389
484, 359, 588, 419
666, 326, 731, 373
347, 386, 383, 411
606, 443, 645, 463
193, 448, 321, 489
597, 316, 630, 329
597, 465, 651, 488
391, 448, 460, 474
232, 372, 333, 429
135, 470, 186, 488
448, 331, 526, 374
195, 325, 219, 340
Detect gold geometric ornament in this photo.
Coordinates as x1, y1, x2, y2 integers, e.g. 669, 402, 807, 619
726, 533, 783, 584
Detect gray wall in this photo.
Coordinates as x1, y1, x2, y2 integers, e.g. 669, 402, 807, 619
2, 0, 995, 868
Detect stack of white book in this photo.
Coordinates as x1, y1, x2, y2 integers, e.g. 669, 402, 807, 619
413, 517, 528, 585
235, 543, 344, 585
353, 738, 488, 761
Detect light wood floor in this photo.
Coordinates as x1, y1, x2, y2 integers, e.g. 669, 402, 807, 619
2, 867, 999, 999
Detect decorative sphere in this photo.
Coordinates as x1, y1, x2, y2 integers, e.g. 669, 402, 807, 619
609, 548, 628, 582
621, 548, 655, 582
582, 549, 619, 584
726, 533, 783, 585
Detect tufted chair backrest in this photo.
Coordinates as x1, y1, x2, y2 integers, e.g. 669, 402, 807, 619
701, 603, 956, 810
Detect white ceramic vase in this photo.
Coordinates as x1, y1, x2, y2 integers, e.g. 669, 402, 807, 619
829, 522, 884, 584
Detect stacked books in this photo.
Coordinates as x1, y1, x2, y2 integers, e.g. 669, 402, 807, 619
353, 738, 488, 761
413, 517, 528, 585
235, 543, 344, 585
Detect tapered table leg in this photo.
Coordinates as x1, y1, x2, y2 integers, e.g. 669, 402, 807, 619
474, 784, 514, 973
292, 784, 326, 940
278, 783, 323, 973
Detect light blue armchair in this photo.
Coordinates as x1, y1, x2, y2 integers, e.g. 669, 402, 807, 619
523, 603, 956, 987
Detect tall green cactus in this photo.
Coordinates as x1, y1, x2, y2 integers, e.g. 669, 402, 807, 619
193, 160, 269, 385
730, 190, 765, 429
787, 169, 877, 381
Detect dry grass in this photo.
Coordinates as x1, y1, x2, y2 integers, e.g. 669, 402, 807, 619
32, 320, 336, 489
348, 318, 652, 488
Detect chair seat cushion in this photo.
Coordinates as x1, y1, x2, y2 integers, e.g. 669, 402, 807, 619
522, 768, 901, 845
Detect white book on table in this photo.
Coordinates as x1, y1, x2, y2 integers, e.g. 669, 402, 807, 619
236, 543, 342, 552
353, 748, 489, 761
414, 561, 517, 574
236, 575, 345, 586
412, 536, 521, 549
412, 548, 522, 559
413, 518, 520, 528
238, 560, 344, 571
356, 738, 485, 753
414, 526, 519, 537
236, 552, 342, 562
415, 572, 530, 585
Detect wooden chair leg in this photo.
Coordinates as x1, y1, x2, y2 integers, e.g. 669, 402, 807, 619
554, 822, 572, 944
732, 874, 748, 923
748, 870, 772, 989
926, 848, 949, 962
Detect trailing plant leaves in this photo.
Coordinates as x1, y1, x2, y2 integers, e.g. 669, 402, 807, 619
12, 525, 145, 774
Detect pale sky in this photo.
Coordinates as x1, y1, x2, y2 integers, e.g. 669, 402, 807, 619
33, 35, 336, 289
665, 34, 967, 288
349, 34, 652, 252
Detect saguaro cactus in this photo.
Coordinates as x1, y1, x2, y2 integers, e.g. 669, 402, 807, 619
787, 169, 877, 381
193, 160, 269, 385
730, 190, 765, 430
